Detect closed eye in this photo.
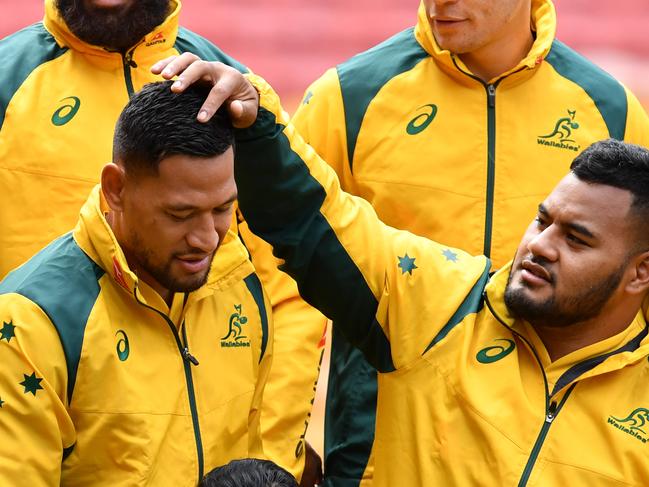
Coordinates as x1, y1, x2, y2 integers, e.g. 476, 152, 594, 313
213, 203, 234, 214
566, 233, 588, 246
167, 211, 193, 221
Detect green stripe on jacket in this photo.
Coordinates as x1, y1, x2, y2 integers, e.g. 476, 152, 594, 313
235, 107, 395, 373
0, 233, 104, 403
545, 40, 628, 140
337, 28, 429, 170
0, 23, 68, 129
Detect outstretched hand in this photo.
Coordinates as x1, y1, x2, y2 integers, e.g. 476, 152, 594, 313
151, 53, 259, 128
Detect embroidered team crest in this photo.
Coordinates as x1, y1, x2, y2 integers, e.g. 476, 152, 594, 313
221, 304, 250, 348
537, 109, 580, 152
608, 408, 649, 444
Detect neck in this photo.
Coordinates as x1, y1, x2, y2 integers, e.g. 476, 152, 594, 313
458, 14, 534, 82
531, 303, 641, 362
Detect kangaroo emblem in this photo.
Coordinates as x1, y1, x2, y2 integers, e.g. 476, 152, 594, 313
222, 304, 248, 341
612, 408, 649, 433
540, 110, 580, 143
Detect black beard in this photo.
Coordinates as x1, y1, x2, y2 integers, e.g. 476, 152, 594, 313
56, 0, 170, 51
504, 260, 626, 328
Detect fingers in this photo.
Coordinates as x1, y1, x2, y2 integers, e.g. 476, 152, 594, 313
152, 54, 260, 126
171, 59, 231, 94
151, 52, 201, 86
195, 69, 240, 121
227, 96, 260, 129
150, 55, 178, 75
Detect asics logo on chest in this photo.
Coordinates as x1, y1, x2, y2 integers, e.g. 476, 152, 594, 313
406, 104, 438, 135
51, 96, 81, 126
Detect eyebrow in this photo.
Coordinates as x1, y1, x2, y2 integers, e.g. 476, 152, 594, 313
538, 203, 596, 239
166, 192, 238, 212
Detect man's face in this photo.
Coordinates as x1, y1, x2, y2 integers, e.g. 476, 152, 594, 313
117, 150, 237, 299
56, 0, 169, 50
425, 0, 529, 54
505, 174, 638, 328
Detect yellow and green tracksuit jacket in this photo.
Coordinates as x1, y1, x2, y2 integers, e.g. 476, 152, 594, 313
235, 77, 649, 486
0, 186, 273, 486
0, 0, 325, 477
290, 0, 649, 482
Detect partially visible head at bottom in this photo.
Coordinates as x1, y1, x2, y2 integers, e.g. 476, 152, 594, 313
200, 459, 298, 487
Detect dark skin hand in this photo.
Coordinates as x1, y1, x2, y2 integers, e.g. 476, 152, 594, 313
151, 53, 259, 127
300, 441, 323, 487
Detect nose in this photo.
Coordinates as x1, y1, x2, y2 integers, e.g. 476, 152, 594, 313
185, 213, 220, 253
526, 225, 559, 263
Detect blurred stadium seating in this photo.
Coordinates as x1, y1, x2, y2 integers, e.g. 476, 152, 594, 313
2, 0, 648, 112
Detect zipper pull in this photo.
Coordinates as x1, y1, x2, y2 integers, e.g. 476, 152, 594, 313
182, 347, 200, 366
124, 51, 138, 68
487, 84, 496, 108
546, 401, 557, 423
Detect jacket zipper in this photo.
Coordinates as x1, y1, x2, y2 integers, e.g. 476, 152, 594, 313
484, 83, 497, 258
133, 289, 204, 482
483, 293, 576, 486
519, 400, 557, 486
450, 57, 529, 258
122, 48, 137, 97
517, 384, 576, 486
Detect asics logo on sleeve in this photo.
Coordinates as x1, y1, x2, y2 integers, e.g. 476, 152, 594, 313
406, 104, 438, 135
51, 96, 81, 126
476, 338, 515, 364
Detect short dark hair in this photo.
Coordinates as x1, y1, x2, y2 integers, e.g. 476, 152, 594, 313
113, 81, 233, 174
200, 459, 298, 487
571, 139, 649, 249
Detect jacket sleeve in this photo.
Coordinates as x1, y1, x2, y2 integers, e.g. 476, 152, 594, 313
291, 68, 350, 188
0, 294, 76, 486
237, 215, 327, 480
623, 87, 649, 149
235, 75, 490, 372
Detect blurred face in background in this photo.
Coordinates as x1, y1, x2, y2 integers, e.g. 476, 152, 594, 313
425, 0, 531, 55
56, 0, 169, 50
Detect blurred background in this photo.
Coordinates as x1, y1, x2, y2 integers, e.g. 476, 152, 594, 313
2, 0, 648, 461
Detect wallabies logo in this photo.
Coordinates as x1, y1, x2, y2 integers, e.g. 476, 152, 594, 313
537, 110, 580, 151
221, 304, 250, 348
608, 407, 649, 444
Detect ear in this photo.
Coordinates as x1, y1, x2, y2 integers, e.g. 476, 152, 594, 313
101, 163, 127, 212
625, 250, 649, 295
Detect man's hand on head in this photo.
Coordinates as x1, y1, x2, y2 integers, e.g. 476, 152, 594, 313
151, 53, 259, 128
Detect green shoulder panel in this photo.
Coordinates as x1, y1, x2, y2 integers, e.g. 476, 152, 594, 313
174, 27, 248, 74
243, 272, 269, 363
235, 108, 396, 373
0, 22, 68, 129
0, 233, 104, 403
545, 40, 627, 140
336, 27, 429, 170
